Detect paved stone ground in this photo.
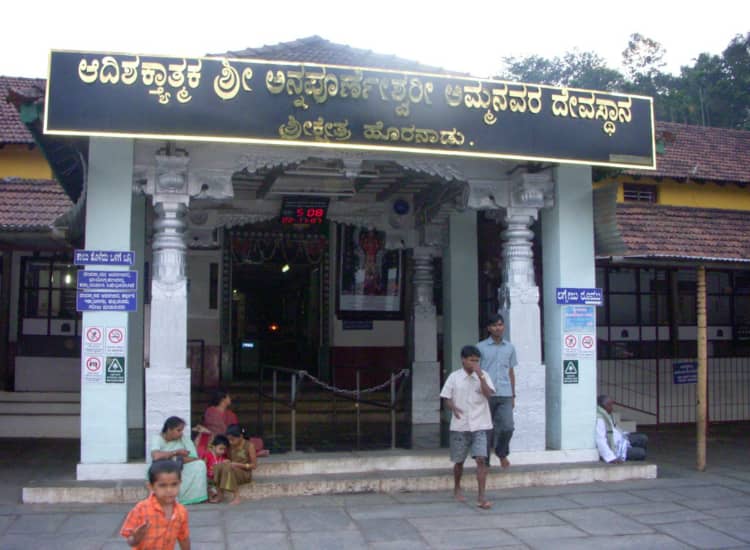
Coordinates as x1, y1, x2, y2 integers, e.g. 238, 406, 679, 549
0, 423, 748, 549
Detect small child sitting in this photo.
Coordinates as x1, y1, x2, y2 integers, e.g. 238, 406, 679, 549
202, 434, 229, 503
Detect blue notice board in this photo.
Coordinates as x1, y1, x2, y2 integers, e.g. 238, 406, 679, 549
673, 362, 697, 384
74, 249, 134, 266
78, 270, 137, 291
77, 291, 137, 312
563, 305, 596, 332
556, 287, 603, 306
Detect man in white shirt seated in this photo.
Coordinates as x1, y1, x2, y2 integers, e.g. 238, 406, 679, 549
596, 394, 648, 463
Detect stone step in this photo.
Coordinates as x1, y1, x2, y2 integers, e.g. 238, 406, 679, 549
0, 402, 80, 414
0, 391, 80, 402
75, 449, 601, 481
24, 459, 657, 504
0, 414, 80, 438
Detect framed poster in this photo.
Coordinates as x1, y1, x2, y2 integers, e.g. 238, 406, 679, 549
337, 225, 403, 319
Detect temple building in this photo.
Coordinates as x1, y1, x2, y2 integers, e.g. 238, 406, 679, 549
0, 37, 743, 482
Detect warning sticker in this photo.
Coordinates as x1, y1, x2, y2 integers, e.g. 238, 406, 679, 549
83, 355, 104, 384
83, 326, 105, 355
105, 356, 126, 383
563, 360, 579, 384
106, 327, 127, 355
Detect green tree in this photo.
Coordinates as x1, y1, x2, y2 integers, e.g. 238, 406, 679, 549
497, 51, 624, 90
622, 33, 667, 82
495, 33, 750, 129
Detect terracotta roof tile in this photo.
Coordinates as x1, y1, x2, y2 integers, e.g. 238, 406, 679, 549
615, 203, 750, 262
0, 178, 72, 231
1, 76, 45, 144
626, 121, 750, 185
213, 35, 461, 75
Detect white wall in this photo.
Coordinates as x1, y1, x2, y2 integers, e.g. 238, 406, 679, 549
187, 249, 222, 346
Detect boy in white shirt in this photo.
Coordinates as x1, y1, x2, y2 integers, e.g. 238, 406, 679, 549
440, 345, 495, 509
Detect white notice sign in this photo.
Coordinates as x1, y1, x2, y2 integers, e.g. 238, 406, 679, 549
105, 327, 127, 355
83, 325, 105, 355
83, 355, 104, 384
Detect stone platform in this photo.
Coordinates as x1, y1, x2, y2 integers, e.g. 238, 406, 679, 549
25, 448, 656, 504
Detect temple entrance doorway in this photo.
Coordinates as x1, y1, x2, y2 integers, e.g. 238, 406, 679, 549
229, 222, 329, 381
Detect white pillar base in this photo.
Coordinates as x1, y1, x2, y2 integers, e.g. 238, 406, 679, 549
145, 368, 191, 460
411, 361, 441, 424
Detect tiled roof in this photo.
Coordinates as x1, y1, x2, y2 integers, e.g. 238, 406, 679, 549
625, 121, 750, 185
1, 76, 45, 144
608, 203, 750, 262
0, 178, 72, 231
213, 35, 459, 75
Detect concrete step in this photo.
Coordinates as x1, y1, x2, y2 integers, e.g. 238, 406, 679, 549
0, 391, 80, 402
0, 414, 80, 438
0, 392, 81, 438
0, 402, 80, 414
76, 448, 600, 481
24, 458, 657, 504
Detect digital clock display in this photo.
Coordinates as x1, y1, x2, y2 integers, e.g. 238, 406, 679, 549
280, 196, 330, 225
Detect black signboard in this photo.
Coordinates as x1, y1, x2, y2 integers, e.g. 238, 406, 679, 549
45, 50, 655, 168
280, 196, 329, 225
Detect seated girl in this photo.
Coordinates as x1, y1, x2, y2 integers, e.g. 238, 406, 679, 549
202, 434, 229, 503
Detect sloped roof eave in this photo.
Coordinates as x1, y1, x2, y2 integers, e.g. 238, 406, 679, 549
595, 202, 750, 264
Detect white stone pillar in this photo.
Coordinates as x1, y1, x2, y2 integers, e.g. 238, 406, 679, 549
498, 206, 546, 452
145, 154, 191, 458
411, 246, 440, 425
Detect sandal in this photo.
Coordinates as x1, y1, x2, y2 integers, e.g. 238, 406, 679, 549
477, 500, 493, 509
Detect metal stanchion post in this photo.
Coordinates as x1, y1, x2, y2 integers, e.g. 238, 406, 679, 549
272, 370, 277, 443
291, 374, 297, 453
356, 370, 361, 448
391, 372, 396, 449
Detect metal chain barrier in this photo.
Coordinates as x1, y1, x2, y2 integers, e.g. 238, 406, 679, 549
300, 369, 409, 396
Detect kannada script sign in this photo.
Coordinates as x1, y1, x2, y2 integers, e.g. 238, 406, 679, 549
45, 50, 655, 168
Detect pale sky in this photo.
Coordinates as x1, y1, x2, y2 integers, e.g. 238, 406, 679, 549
2, 1, 748, 79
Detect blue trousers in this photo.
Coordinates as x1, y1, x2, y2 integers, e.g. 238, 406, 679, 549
486, 395, 514, 461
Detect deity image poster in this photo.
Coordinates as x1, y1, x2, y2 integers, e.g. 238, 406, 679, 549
338, 226, 402, 317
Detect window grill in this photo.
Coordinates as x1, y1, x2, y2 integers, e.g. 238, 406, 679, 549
623, 183, 657, 203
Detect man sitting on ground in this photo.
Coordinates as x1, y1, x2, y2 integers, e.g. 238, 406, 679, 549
596, 394, 648, 463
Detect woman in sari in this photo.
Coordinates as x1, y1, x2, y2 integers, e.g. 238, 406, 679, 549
212, 424, 257, 504
151, 416, 208, 505
194, 390, 238, 455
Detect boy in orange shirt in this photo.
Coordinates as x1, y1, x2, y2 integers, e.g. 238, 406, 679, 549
121, 459, 191, 550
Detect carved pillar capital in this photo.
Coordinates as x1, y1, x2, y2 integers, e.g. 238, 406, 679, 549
154, 154, 190, 206
510, 172, 554, 212
152, 201, 187, 289
413, 247, 437, 318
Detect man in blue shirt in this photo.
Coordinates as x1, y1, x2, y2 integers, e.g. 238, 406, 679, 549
477, 313, 518, 468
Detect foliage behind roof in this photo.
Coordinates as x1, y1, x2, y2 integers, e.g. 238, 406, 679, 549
213, 35, 461, 75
